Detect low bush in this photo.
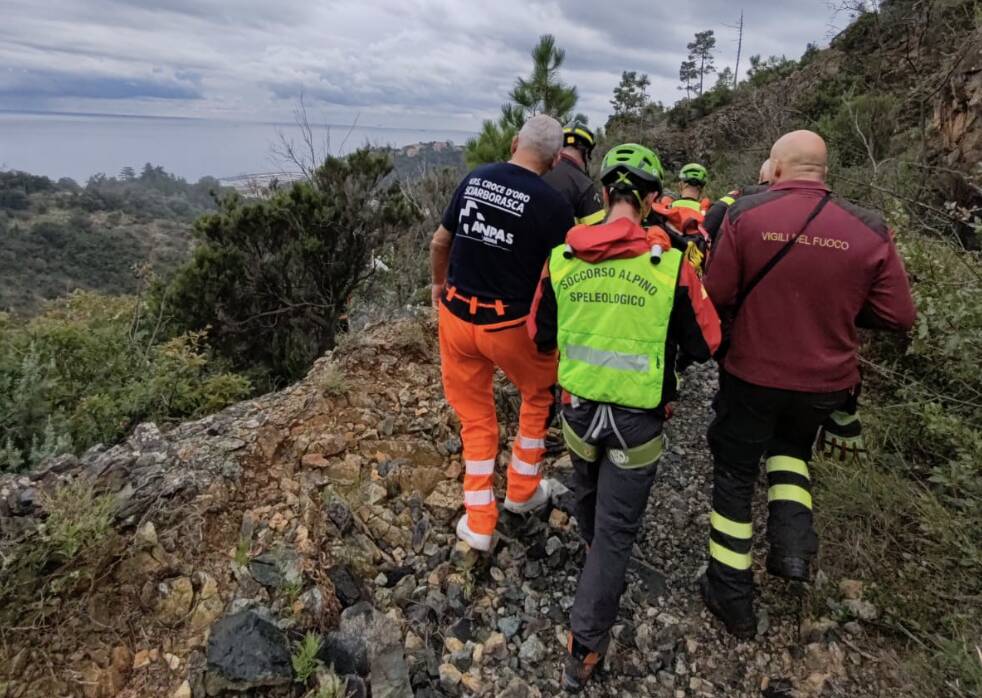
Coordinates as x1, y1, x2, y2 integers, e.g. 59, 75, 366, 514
0, 291, 251, 472
161, 149, 418, 386
815, 227, 981, 695
0, 478, 119, 615
292, 632, 323, 683
40, 480, 116, 562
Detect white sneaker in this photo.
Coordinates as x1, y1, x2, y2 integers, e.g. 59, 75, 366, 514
456, 514, 494, 552
503, 479, 552, 515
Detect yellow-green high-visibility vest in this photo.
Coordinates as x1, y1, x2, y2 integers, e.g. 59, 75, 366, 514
671, 198, 702, 213
548, 246, 682, 409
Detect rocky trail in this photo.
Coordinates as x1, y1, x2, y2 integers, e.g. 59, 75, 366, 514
0, 317, 912, 698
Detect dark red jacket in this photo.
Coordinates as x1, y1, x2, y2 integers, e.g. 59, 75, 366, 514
704, 180, 916, 392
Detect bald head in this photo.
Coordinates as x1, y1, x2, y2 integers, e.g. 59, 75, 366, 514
758, 158, 774, 185
770, 130, 828, 184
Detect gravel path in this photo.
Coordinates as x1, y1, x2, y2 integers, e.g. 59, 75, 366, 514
404, 362, 904, 698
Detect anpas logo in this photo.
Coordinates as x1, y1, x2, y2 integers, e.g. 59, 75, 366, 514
459, 200, 514, 247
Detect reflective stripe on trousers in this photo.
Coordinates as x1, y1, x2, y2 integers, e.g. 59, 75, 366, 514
709, 510, 753, 571
438, 303, 555, 537
766, 456, 813, 510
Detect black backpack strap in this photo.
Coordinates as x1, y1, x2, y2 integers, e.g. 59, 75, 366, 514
733, 192, 832, 313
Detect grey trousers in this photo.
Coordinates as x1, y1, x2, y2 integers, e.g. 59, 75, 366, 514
564, 398, 663, 653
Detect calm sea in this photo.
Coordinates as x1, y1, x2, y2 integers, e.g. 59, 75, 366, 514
0, 111, 476, 183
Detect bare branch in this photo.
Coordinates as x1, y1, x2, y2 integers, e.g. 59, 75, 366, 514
336, 112, 362, 155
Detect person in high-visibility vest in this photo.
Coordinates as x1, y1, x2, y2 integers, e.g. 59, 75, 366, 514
647, 162, 713, 273
669, 162, 712, 214
529, 143, 721, 692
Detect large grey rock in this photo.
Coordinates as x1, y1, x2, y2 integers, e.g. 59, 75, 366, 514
319, 632, 370, 676
204, 610, 291, 694
328, 564, 364, 608
499, 677, 540, 698
336, 602, 412, 698
248, 548, 302, 589
518, 634, 546, 664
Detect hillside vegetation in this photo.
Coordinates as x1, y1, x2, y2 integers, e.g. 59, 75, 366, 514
0, 165, 223, 314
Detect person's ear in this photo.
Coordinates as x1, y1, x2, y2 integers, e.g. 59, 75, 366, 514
642, 191, 658, 216
602, 188, 610, 209
552, 151, 562, 169
510, 136, 519, 156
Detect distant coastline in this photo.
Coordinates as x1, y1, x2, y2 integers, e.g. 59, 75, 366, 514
0, 112, 476, 182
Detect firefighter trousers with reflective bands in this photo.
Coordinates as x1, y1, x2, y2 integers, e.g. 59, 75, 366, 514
563, 398, 664, 653
437, 302, 557, 546
706, 371, 848, 613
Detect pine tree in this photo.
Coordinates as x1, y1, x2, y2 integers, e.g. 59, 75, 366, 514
678, 60, 699, 98
713, 67, 735, 93
686, 30, 717, 96
511, 35, 578, 119
610, 71, 651, 118
0, 437, 24, 471
465, 35, 580, 168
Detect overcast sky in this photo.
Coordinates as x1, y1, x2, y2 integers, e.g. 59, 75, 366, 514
1, 0, 844, 131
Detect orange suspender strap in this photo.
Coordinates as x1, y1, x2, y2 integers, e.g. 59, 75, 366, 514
446, 286, 507, 317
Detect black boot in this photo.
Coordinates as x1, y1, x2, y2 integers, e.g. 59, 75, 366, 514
699, 574, 756, 640
766, 554, 810, 582
561, 634, 603, 693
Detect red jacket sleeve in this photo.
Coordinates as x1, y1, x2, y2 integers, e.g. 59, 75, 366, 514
673, 260, 722, 362
857, 232, 917, 331
703, 212, 741, 314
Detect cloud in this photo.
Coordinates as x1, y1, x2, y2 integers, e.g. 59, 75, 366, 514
0, 0, 837, 129
0, 70, 201, 101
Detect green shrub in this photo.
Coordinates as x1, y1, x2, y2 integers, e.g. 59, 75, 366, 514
816, 226, 981, 694
315, 364, 349, 397
40, 480, 115, 562
0, 190, 30, 211
817, 93, 900, 167
746, 54, 799, 87
292, 632, 323, 683
667, 86, 734, 128
0, 292, 251, 471
305, 670, 347, 698
160, 149, 417, 386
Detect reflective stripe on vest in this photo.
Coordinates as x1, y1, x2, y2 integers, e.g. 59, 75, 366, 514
577, 209, 606, 226
566, 345, 650, 373
670, 198, 702, 212
549, 246, 682, 409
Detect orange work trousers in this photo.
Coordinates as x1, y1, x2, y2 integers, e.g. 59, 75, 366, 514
438, 302, 557, 537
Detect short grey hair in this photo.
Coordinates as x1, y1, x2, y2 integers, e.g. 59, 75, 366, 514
516, 114, 563, 165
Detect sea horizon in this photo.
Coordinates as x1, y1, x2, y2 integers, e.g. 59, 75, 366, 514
0, 110, 477, 183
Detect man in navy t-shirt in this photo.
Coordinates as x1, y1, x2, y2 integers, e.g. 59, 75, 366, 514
430, 115, 574, 551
